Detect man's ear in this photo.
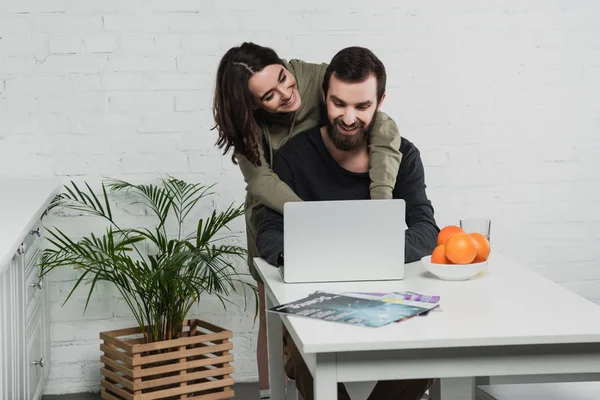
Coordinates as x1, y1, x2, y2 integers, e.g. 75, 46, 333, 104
321, 89, 326, 105
377, 93, 386, 111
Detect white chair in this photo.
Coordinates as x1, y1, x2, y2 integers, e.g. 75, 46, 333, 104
286, 379, 299, 400
477, 382, 600, 400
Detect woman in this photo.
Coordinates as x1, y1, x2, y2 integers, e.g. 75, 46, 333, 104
212, 42, 402, 398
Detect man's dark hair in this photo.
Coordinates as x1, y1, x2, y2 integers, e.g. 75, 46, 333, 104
322, 46, 387, 102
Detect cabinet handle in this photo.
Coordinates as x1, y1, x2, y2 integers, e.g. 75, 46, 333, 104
32, 358, 44, 368
31, 281, 43, 290
17, 243, 26, 256
30, 228, 41, 237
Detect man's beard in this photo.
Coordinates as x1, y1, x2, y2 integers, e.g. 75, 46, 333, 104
326, 115, 375, 151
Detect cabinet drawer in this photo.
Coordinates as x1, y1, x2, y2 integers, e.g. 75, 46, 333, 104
25, 266, 43, 327
26, 303, 44, 400
23, 225, 42, 278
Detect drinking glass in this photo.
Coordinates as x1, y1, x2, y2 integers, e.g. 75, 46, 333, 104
459, 219, 491, 242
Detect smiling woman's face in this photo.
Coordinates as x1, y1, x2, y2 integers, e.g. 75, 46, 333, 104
248, 64, 302, 113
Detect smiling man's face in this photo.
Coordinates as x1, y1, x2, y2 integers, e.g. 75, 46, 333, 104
324, 73, 383, 151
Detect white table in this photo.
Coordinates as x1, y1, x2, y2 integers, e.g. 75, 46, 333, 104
255, 254, 600, 400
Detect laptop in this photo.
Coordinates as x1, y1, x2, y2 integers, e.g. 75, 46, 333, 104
281, 199, 406, 283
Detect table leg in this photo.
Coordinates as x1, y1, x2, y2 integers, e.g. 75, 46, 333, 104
265, 294, 286, 400
475, 376, 491, 386
314, 353, 337, 399
430, 377, 476, 400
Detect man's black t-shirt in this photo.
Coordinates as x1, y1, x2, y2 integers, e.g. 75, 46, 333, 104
256, 127, 439, 266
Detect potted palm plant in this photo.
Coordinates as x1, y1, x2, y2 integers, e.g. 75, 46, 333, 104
41, 176, 256, 400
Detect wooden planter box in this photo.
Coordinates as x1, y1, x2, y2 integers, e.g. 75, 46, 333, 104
99, 319, 234, 400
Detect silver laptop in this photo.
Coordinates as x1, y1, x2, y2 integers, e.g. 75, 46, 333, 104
282, 199, 405, 283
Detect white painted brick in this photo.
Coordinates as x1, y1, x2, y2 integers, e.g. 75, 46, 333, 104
52, 156, 88, 176
103, 15, 170, 33
119, 34, 181, 57
143, 73, 209, 90
169, 14, 233, 33
4, 76, 72, 93
101, 73, 145, 91
179, 34, 228, 56
33, 15, 104, 34
42, 55, 108, 74
421, 150, 449, 167
0, 16, 30, 34
71, 112, 137, 135
121, 153, 189, 174
49, 299, 113, 322
0, 154, 54, 177
188, 152, 222, 176
0, 34, 47, 56
3, 0, 69, 13
0, 92, 38, 115
83, 362, 102, 384
47, 364, 83, 382
107, 55, 176, 73
112, 134, 180, 154
84, 35, 117, 54
108, 91, 174, 113
145, 0, 206, 13
0, 56, 37, 76
176, 56, 220, 74
49, 35, 83, 54
113, 300, 134, 318
119, 34, 159, 55
50, 342, 101, 364
69, 0, 124, 15
0, 134, 43, 156
84, 156, 124, 176
175, 91, 207, 112
37, 92, 108, 114
137, 112, 202, 133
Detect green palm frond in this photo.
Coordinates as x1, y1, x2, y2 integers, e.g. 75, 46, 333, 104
41, 176, 256, 343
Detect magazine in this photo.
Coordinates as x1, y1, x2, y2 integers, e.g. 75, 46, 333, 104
267, 291, 439, 328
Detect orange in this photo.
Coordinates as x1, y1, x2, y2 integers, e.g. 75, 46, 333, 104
470, 233, 490, 262
431, 245, 451, 264
445, 233, 477, 264
437, 225, 464, 246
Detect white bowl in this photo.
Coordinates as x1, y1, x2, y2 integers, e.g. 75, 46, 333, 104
421, 255, 488, 281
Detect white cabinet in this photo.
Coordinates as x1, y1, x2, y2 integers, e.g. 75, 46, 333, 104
0, 179, 59, 400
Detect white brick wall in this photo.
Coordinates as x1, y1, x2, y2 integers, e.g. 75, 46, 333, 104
1, 0, 600, 394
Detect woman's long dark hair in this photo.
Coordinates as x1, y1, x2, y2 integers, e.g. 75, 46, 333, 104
213, 42, 284, 166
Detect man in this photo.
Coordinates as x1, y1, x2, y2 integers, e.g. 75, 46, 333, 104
256, 46, 438, 400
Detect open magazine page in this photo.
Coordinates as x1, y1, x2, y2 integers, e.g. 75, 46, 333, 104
338, 291, 440, 308
267, 291, 438, 328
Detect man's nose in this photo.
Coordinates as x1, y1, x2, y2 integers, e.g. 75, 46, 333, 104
342, 109, 356, 126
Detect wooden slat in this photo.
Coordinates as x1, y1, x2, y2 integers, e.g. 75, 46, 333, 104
101, 327, 143, 339
133, 354, 142, 399
101, 344, 134, 365
186, 387, 235, 400
137, 354, 234, 378
140, 366, 234, 390
179, 345, 188, 400
141, 377, 234, 400
101, 390, 123, 400
101, 356, 134, 376
194, 320, 230, 336
101, 331, 134, 353
101, 380, 134, 400
139, 342, 232, 365
100, 368, 134, 390
133, 331, 231, 354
